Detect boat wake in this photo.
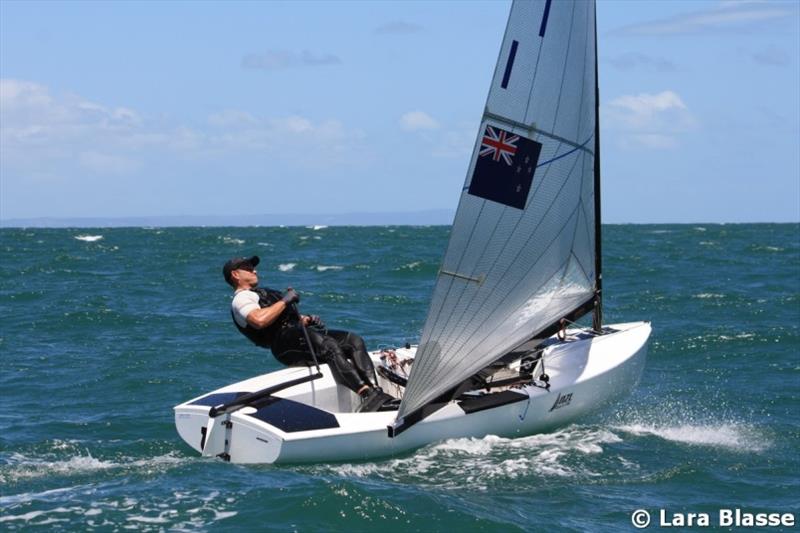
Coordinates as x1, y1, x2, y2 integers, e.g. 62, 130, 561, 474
0, 443, 236, 530
319, 426, 628, 489
318, 413, 769, 489
0, 446, 189, 485
0, 484, 237, 529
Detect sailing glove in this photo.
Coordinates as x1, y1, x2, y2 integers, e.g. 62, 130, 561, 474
281, 289, 300, 305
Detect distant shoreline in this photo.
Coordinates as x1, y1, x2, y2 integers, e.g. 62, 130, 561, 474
0, 210, 459, 229
1, 216, 797, 229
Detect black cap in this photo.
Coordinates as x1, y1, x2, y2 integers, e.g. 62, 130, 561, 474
223, 255, 260, 285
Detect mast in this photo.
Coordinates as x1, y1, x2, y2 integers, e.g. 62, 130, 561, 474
592, 1, 603, 332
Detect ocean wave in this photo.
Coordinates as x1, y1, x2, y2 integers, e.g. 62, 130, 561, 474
220, 236, 245, 245
307, 225, 328, 231
278, 263, 296, 272
74, 235, 103, 242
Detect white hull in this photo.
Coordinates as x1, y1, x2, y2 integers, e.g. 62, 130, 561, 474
174, 321, 650, 464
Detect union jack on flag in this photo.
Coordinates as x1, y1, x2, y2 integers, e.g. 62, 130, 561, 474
468, 123, 542, 210
479, 125, 519, 166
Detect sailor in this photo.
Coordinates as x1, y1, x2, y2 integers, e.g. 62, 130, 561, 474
223, 255, 393, 412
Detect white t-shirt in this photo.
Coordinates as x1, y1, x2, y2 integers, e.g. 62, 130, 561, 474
231, 289, 260, 328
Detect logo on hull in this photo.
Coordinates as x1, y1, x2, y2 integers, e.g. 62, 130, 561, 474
549, 392, 573, 412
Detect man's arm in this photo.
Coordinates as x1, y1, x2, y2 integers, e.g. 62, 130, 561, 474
246, 301, 289, 329
243, 288, 300, 329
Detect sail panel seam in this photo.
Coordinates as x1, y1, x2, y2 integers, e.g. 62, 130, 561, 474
434, 150, 585, 368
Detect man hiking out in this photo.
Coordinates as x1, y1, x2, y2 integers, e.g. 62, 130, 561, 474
223, 255, 393, 412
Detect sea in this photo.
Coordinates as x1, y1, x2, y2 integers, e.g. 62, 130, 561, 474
1, 223, 798, 531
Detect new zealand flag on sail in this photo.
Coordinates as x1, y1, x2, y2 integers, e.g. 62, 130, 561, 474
468, 124, 542, 210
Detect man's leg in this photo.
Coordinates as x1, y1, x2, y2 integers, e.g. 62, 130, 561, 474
327, 329, 377, 387
303, 328, 369, 394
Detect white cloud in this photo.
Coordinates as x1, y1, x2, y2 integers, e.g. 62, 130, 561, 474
615, 1, 798, 35
208, 110, 257, 127
603, 90, 696, 150
1, 79, 141, 147
400, 110, 439, 131
607, 91, 688, 127
1, 79, 368, 181
431, 126, 476, 158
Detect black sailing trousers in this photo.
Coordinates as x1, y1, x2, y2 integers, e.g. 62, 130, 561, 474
271, 327, 376, 393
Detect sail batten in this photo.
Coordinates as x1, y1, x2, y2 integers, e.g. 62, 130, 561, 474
396, 0, 598, 426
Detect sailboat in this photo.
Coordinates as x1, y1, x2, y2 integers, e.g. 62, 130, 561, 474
174, 0, 651, 464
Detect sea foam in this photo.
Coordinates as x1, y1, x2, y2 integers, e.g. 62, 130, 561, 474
323, 426, 624, 489
614, 423, 768, 452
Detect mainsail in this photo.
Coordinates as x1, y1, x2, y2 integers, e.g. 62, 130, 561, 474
395, 0, 600, 430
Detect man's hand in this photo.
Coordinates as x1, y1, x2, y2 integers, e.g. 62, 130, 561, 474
281, 288, 300, 305
303, 314, 326, 330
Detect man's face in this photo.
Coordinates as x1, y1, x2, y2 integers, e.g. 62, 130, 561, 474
233, 263, 258, 287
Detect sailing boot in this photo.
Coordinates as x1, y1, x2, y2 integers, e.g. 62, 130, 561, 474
357, 387, 394, 413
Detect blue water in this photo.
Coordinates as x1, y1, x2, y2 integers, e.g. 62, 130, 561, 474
1, 224, 798, 531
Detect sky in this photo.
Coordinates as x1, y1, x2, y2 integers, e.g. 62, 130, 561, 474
1, 0, 798, 224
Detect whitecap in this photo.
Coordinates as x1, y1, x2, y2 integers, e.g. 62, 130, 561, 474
0, 510, 48, 523
307, 225, 328, 231
316, 265, 343, 272
398, 261, 421, 270
221, 237, 245, 245
127, 514, 172, 524
694, 226, 707, 231
278, 263, 296, 272
693, 293, 725, 299
74, 235, 103, 242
